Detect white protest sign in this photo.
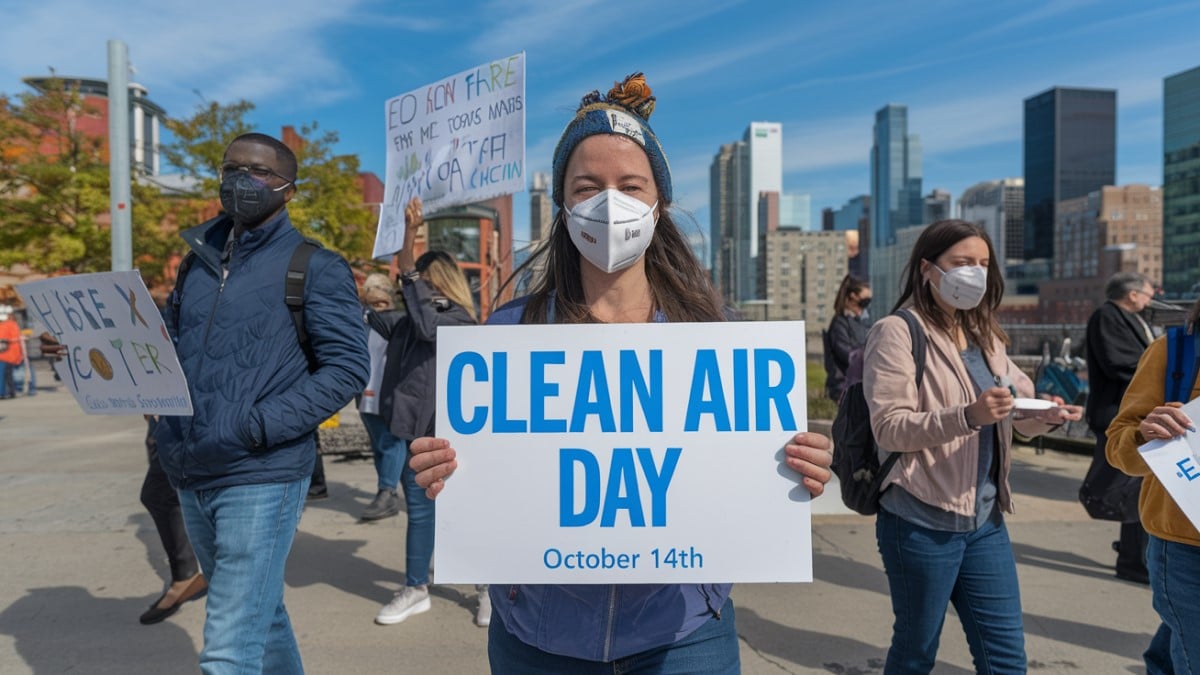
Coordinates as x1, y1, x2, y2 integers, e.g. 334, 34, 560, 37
1139, 396, 1200, 531
433, 321, 812, 584
375, 52, 526, 259
16, 271, 192, 415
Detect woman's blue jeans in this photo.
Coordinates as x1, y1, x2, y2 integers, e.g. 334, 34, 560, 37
487, 597, 739, 674
1144, 535, 1200, 674
876, 509, 1025, 674
179, 478, 308, 675
399, 449, 435, 587
359, 412, 405, 491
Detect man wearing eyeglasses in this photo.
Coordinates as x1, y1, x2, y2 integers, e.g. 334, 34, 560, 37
155, 133, 368, 673
1082, 271, 1157, 585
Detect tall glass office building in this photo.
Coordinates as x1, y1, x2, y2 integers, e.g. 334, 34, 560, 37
741, 122, 783, 300
710, 142, 745, 303
1022, 87, 1116, 261
870, 104, 922, 250
1163, 65, 1200, 297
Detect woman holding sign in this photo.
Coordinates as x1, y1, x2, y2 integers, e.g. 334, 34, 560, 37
408, 73, 834, 673
371, 198, 485, 629
863, 220, 1082, 674
1106, 296, 1200, 674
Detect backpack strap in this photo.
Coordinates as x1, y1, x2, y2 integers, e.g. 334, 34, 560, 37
1166, 326, 1200, 403
166, 251, 196, 342
896, 308, 928, 388
874, 308, 928, 479
285, 240, 322, 373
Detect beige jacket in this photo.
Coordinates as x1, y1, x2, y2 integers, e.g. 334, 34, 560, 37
863, 308, 1054, 516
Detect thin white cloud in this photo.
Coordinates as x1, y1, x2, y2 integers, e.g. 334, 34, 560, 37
469, 0, 745, 63
775, 35, 1195, 177
0, 0, 372, 117
962, 0, 1099, 43
780, 113, 874, 173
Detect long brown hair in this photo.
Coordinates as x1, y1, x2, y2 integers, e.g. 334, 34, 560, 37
894, 219, 1008, 354
501, 207, 725, 324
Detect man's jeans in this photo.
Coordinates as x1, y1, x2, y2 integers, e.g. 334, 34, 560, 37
359, 412, 405, 491
1144, 535, 1200, 674
179, 478, 309, 675
876, 509, 1025, 674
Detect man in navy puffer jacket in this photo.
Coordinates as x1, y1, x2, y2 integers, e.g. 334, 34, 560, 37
156, 133, 368, 674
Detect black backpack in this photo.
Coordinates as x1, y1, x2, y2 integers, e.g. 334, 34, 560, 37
169, 239, 321, 372
830, 308, 926, 515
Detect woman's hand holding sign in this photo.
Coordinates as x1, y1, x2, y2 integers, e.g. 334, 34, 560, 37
410, 436, 457, 499
784, 432, 833, 497
1139, 402, 1194, 441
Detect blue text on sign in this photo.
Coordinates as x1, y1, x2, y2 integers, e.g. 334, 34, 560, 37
1176, 457, 1200, 481
559, 447, 681, 527
444, 348, 798, 435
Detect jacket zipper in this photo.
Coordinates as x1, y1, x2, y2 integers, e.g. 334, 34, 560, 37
601, 584, 617, 661
701, 584, 722, 619
180, 243, 234, 483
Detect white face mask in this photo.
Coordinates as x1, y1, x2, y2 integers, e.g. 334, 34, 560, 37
564, 189, 658, 273
932, 263, 988, 310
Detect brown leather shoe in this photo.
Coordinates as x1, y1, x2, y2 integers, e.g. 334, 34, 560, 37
139, 573, 207, 625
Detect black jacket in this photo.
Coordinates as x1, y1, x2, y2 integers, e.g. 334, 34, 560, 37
824, 312, 869, 400
1085, 300, 1152, 433
376, 276, 475, 440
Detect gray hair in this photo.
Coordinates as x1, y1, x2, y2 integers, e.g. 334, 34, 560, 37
1105, 272, 1153, 301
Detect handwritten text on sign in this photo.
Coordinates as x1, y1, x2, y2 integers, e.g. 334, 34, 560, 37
433, 321, 812, 584
16, 272, 192, 415
375, 52, 526, 259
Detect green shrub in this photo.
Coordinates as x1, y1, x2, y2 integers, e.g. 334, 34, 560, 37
807, 360, 838, 420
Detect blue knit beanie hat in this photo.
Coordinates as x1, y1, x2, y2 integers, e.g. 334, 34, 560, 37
551, 72, 672, 207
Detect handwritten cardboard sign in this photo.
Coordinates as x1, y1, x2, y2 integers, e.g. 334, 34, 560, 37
374, 52, 526, 259
432, 321, 813, 584
17, 272, 192, 415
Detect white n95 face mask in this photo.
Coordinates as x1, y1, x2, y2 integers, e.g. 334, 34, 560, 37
933, 263, 988, 310
564, 189, 658, 273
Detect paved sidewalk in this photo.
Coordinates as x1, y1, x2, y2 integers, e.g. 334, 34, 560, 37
0, 365, 1158, 673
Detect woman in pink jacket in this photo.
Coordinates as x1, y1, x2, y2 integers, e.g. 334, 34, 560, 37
863, 220, 1081, 674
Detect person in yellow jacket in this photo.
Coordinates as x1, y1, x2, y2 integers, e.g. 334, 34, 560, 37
1106, 297, 1200, 675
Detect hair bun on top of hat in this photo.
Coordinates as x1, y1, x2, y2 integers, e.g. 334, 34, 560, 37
583, 72, 657, 121
552, 72, 671, 206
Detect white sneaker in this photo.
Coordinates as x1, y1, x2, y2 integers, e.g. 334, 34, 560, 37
474, 585, 491, 627
375, 585, 431, 625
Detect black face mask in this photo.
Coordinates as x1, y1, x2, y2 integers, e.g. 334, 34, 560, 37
857, 297, 872, 310
219, 172, 289, 227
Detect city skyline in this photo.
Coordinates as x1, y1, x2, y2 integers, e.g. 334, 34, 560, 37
1, 1, 1198, 251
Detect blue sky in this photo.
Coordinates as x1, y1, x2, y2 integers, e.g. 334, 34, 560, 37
2, 0, 1199, 254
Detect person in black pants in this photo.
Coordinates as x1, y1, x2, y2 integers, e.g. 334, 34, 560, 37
40, 335, 207, 622
1082, 272, 1156, 584
140, 416, 207, 623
